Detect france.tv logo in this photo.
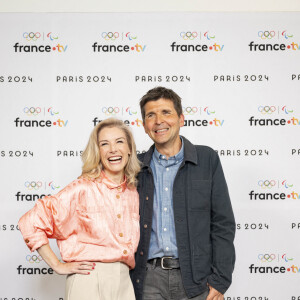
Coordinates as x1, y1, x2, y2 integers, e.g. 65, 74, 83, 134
92, 31, 146, 53
14, 107, 68, 128
249, 30, 300, 52
249, 105, 300, 126
13, 31, 68, 53
171, 30, 224, 52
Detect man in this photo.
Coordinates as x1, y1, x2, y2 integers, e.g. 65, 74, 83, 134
130, 87, 235, 300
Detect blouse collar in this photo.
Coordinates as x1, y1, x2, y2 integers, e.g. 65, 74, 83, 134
97, 170, 127, 192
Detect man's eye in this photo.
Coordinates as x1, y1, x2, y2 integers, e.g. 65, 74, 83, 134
147, 114, 153, 118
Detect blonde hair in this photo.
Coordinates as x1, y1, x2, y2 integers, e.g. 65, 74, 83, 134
81, 118, 141, 188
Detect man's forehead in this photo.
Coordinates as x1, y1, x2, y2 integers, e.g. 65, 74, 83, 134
144, 98, 174, 111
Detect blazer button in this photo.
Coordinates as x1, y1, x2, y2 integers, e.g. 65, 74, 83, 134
136, 279, 140, 283
140, 251, 144, 256
25, 239, 30, 243
144, 224, 148, 228
146, 196, 149, 200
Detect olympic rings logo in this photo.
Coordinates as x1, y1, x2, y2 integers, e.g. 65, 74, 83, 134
26, 254, 43, 263
258, 106, 276, 114
180, 32, 198, 40
23, 32, 41, 41
258, 31, 276, 39
102, 32, 119, 41
258, 254, 276, 262
183, 107, 198, 115
258, 180, 276, 189
102, 107, 120, 116
25, 181, 43, 190
23, 107, 42, 116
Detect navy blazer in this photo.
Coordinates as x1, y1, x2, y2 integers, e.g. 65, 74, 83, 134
130, 136, 235, 299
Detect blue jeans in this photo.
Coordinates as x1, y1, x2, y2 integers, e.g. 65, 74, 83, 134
143, 262, 209, 300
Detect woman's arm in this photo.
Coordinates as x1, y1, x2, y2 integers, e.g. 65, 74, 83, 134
37, 244, 95, 275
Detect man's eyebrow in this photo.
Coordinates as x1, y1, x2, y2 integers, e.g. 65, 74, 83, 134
146, 111, 155, 116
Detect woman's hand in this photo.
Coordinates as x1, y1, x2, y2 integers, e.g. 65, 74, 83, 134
37, 244, 95, 275
53, 261, 95, 275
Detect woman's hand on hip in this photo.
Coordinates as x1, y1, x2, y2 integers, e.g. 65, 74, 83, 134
54, 261, 96, 275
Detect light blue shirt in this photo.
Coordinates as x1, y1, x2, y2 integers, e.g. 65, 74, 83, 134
148, 139, 184, 259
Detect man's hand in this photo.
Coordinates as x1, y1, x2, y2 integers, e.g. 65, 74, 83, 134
206, 284, 224, 300
53, 261, 95, 275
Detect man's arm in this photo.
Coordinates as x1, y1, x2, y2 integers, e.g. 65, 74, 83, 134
207, 152, 235, 295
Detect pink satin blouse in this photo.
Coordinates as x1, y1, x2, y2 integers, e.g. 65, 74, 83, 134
18, 172, 140, 269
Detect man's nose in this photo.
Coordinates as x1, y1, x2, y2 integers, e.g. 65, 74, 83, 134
155, 114, 163, 124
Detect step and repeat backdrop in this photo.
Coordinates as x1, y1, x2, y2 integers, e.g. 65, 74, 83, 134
0, 12, 299, 300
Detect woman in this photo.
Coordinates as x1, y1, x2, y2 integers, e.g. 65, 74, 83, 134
18, 118, 141, 300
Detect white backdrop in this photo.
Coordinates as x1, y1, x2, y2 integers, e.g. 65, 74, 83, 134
0, 12, 300, 300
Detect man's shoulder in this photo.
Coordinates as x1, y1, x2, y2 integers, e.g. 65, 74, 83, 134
183, 136, 216, 157
137, 152, 146, 161
193, 144, 216, 156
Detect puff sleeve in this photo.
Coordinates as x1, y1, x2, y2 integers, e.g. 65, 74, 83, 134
18, 181, 81, 252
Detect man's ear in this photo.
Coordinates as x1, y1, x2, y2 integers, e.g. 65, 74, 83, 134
179, 114, 185, 127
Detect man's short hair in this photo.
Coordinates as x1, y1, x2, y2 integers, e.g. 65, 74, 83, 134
140, 87, 183, 121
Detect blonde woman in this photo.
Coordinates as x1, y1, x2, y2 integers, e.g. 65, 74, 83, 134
18, 118, 140, 300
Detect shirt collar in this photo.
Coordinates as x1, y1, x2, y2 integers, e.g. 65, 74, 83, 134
153, 137, 184, 162
97, 171, 127, 192
141, 136, 198, 168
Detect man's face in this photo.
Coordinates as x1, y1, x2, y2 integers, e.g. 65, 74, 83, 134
143, 98, 184, 147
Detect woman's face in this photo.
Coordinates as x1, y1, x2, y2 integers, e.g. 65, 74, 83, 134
98, 126, 131, 180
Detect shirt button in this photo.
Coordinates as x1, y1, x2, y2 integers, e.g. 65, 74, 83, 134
146, 196, 149, 200
119, 233, 123, 237
144, 224, 148, 229
163, 228, 167, 232
164, 207, 167, 212
140, 251, 144, 256
117, 186, 122, 192
117, 214, 121, 219
166, 168, 169, 171
116, 194, 120, 199
166, 247, 169, 251
123, 250, 128, 255
165, 187, 168, 191
162, 156, 165, 159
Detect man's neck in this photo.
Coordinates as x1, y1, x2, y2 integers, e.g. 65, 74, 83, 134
155, 136, 182, 159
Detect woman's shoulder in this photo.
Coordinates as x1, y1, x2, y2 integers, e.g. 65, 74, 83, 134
57, 177, 97, 195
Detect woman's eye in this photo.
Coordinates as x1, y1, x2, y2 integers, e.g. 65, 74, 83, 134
100, 143, 108, 146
